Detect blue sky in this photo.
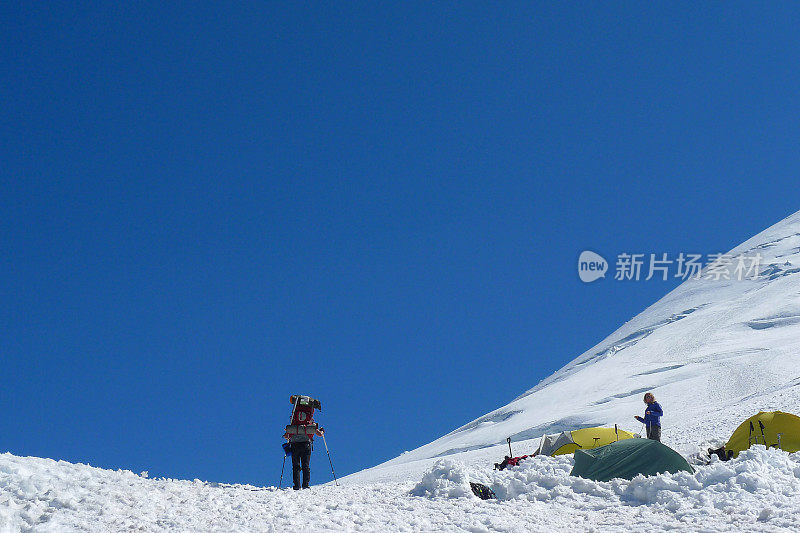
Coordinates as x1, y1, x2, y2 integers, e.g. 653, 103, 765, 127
2, 3, 800, 483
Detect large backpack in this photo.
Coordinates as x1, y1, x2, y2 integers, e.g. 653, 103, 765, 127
285, 395, 322, 436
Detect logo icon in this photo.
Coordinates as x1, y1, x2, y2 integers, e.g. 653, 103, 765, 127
578, 251, 608, 283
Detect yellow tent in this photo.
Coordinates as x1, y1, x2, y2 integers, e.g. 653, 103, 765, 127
725, 411, 800, 458
535, 426, 635, 456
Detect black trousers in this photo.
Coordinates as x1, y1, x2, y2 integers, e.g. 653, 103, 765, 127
647, 425, 662, 442
291, 441, 312, 489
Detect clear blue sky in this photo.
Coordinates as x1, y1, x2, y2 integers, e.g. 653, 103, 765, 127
2, 3, 800, 484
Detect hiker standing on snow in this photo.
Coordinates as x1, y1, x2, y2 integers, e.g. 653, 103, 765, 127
634, 392, 662, 442
284, 395, 325, 490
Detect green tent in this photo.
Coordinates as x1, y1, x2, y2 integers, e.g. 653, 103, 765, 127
571, 438, 693, 482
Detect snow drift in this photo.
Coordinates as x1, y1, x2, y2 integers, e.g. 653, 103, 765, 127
410, 446, 800, 531
2, 446, 799, 532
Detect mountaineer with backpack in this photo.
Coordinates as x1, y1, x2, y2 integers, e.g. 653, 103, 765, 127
283, 395, 325, 490
634, 392, 663, 441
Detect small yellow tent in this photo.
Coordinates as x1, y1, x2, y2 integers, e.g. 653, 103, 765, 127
535, 426, 635, 456
725, 411, 800, 458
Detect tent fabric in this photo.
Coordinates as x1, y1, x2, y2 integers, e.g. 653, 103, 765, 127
535, 427, 635, 457
555, 427, 634, 456
535, 432, 576, 457
725, 411, 800, 458
570, 438, 693, 482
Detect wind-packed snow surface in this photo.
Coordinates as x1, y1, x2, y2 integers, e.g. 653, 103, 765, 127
3, 210, 800, 532
2, 446, 799, 532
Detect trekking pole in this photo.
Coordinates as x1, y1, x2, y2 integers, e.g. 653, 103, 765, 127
507, 437, 513, 457
279, 454, 287, 488
279, 442, 291, 488
758, 420, 767, 447
321, 433, 338, 486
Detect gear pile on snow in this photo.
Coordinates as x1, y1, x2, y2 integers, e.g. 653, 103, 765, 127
468, 482, 496, 500
493, 455, 530, 471
709, 411, 800, 461
494, 426, 632, 470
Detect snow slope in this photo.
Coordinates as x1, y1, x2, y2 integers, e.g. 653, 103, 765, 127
3, 210, 800, 532
350, 209, 800, 483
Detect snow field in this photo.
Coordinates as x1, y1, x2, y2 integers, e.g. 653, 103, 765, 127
411, 446, 800, 532
2, 446, 799, 532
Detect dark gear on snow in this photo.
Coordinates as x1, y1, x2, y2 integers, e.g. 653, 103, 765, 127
708, 445, 734, 461
494, 455, 530, 471
469, 482, 496, 500
494, 436, 531, 471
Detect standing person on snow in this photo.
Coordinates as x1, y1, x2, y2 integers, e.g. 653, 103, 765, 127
283, 395, 325, 490
634, 392, 662, 441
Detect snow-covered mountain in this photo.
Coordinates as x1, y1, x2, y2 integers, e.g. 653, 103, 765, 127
349, 209, 800, 482
4, 210, 800, 532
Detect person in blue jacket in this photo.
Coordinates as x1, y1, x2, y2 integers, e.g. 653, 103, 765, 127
634, 392, 662, 441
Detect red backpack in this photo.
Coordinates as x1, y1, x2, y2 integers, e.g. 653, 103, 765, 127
291, 398, 315, 425
285, 395, 322, 437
